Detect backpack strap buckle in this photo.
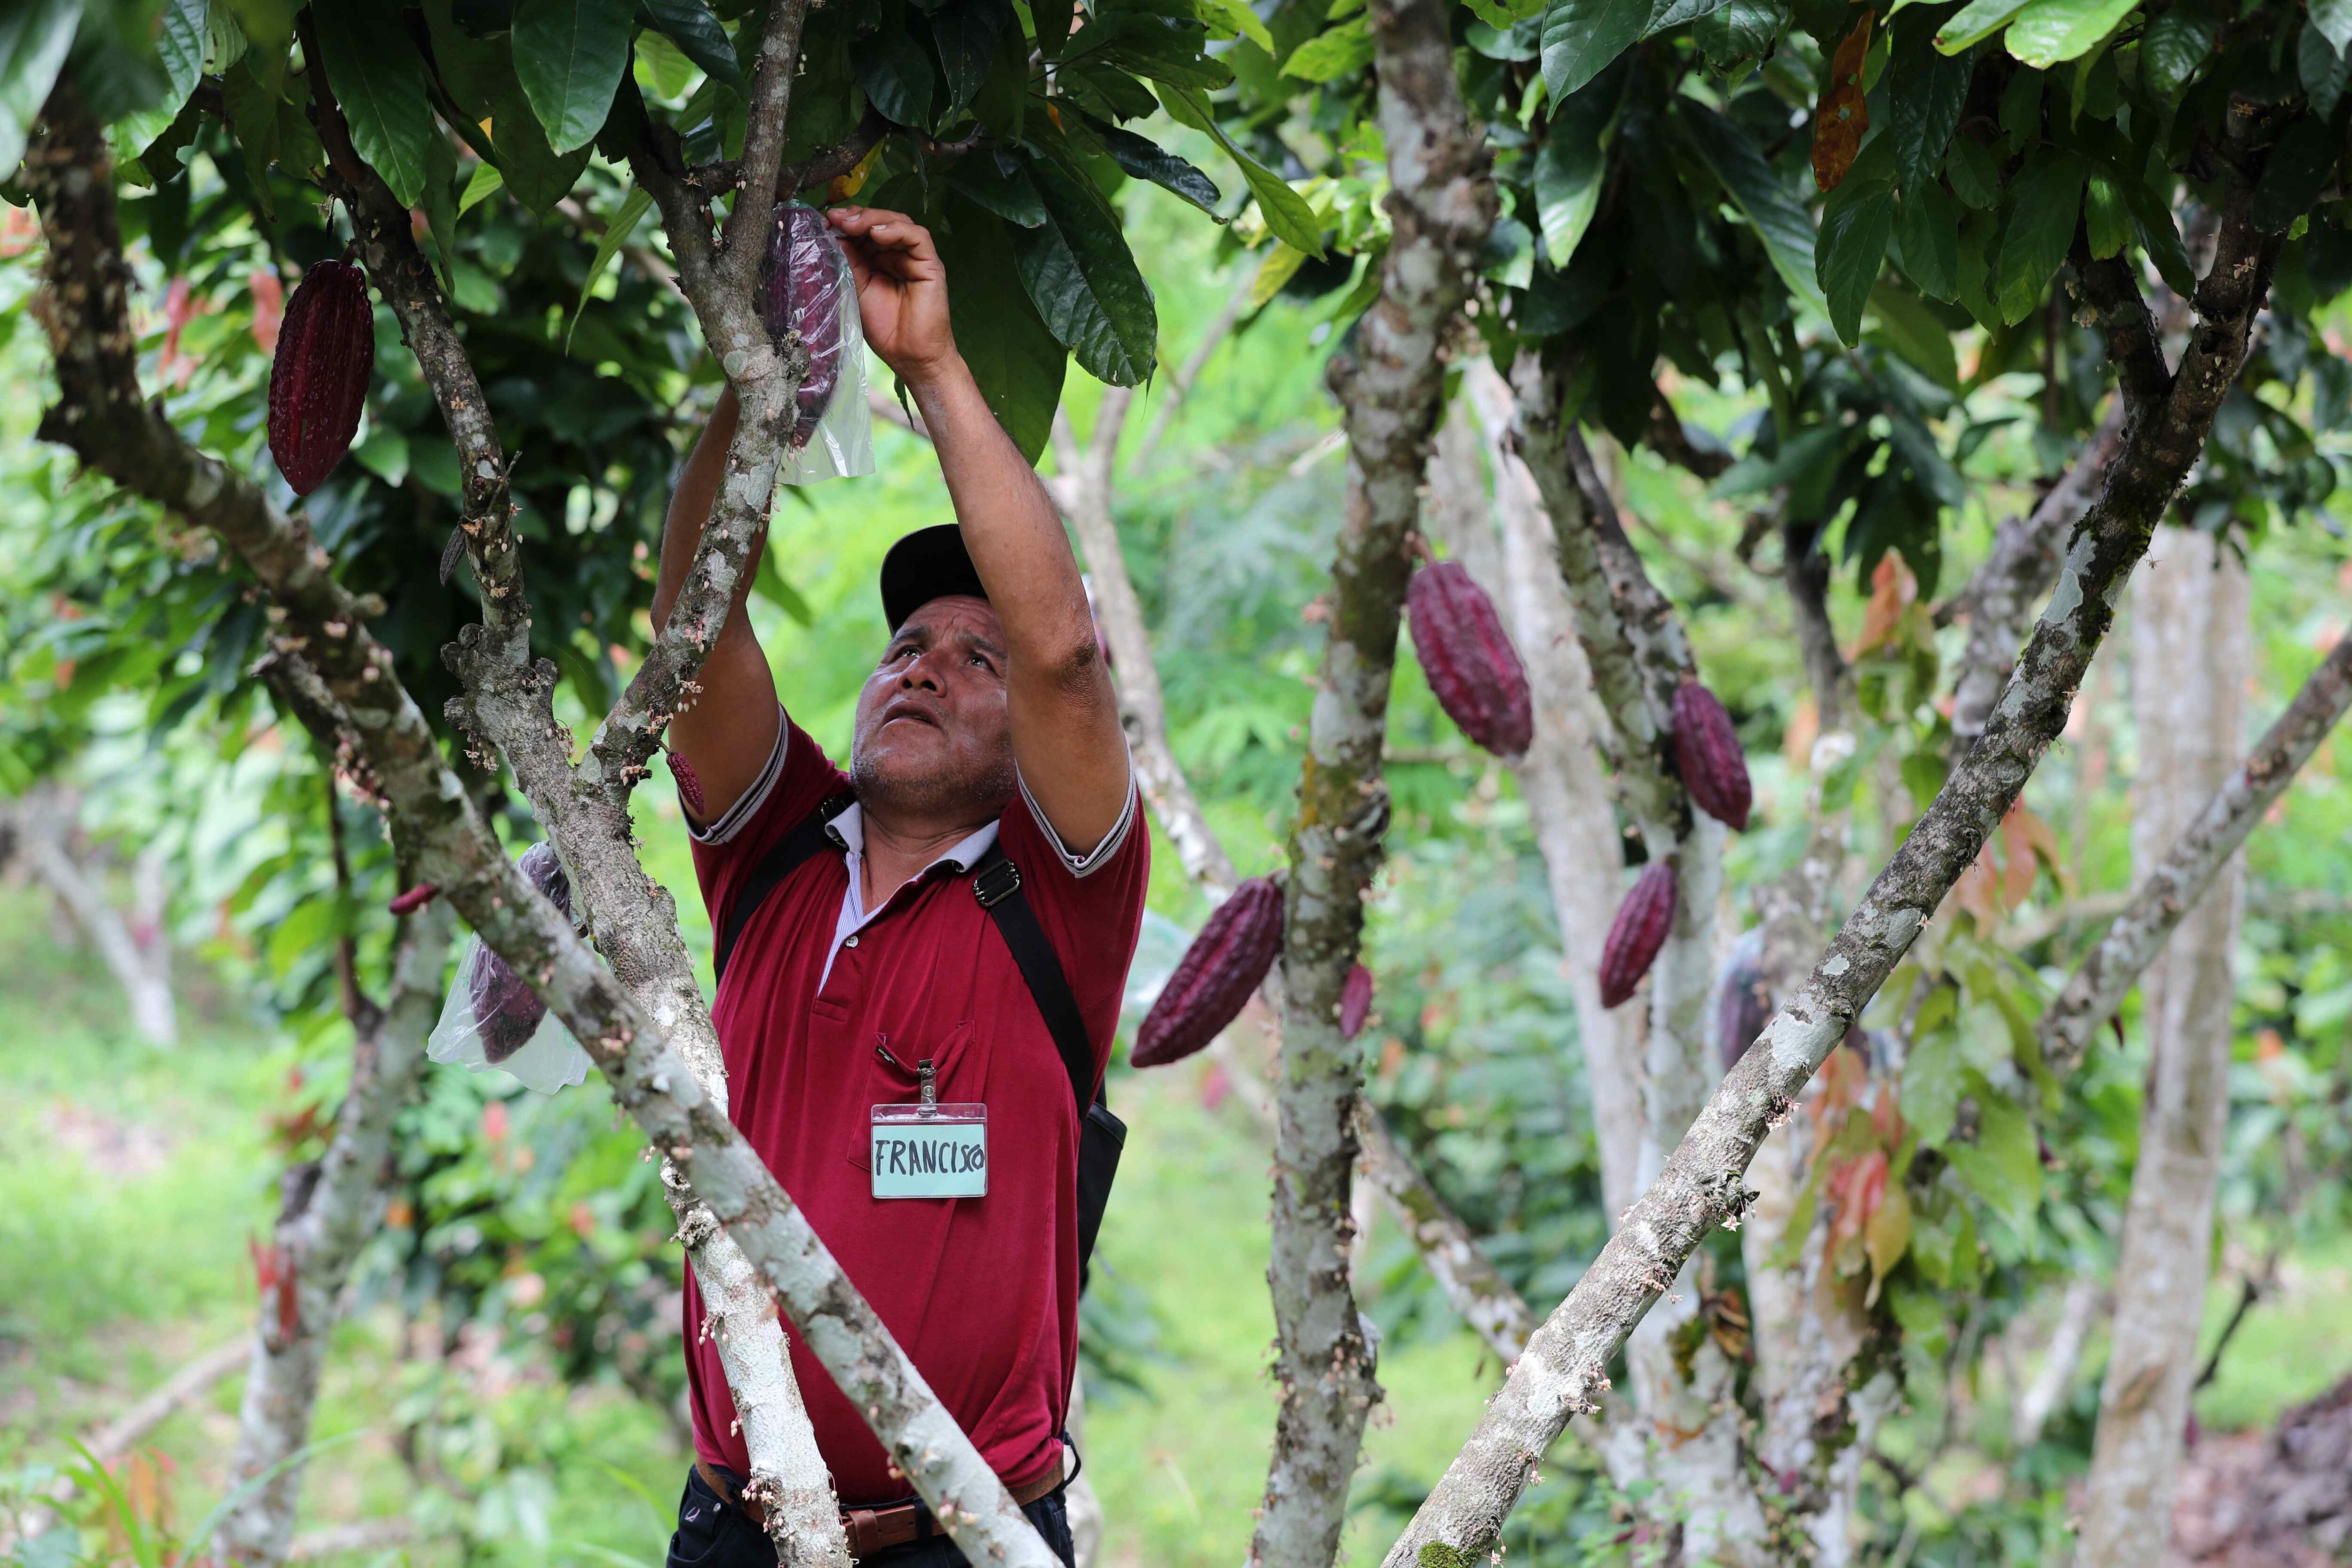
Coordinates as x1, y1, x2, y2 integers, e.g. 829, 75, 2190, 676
972, 855, 1021, 908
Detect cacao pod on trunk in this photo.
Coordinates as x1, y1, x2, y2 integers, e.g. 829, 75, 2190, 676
469, 843, 574, 1062
267, 260, 373, 496
756, 202, 846, 449
1339, 962, 1374, 1041
1134, 876, 1283, 1067
1599, 861, 1677, 1009
1715, 933, 1770, 1071
1671, 678, 1751, 831
1408, 561, 1534, 758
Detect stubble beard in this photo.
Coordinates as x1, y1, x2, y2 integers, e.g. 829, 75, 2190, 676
849, 732, 1017, 830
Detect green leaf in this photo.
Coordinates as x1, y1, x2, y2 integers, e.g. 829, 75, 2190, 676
1945, 134, 2002, 207
1893, 181, 1960, 299
1162, 85, 1326, 256
636, 0, 742, 90
2139, 1, 2216, 96
219, 0, 291, 87
1035, 0, 1078, 55
421, 129, 460, 292
2302, 23, 2350, 119
1541, 0, 1730, 99
1817, 165, 1895, 344
159, 0, 208, 105
1888, 38, 1971, 191
930, 0, 1011, 115
2121, 174, 2193, 295
952, 149, 1048, 226
1197, 0, 1275, 53
1284, 18, 1374, 80
458, 159, 504, 214
1869, 277, 1960, 389
857, 26, 936, 126
2003, 0, 2138, 67
1944, 1079, 2041, 1235
1012, 153, 1159, 386
2254, 117, 2336, 233
938, 197, 1065, 461
2314, 0, 2352, 56
1534, 80, 1617, 267
1677, 97, 1827, 317
1692, 0, 1789, 64
1901, 1021, 1962, 1146
0, 0, 82, 179
1249, 240, 1307, 306
1995, 150, 2084, 324
1934, 0, 2024, 52
564, 183, 652, 350
314, 2, 437, 207
1083, 117, 1222, 216
2083, 167, 2128, 258
512, 0, 634, 154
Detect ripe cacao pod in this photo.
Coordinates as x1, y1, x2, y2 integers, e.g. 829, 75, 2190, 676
1715, 934, 1771, 1071
1408, 561, 1534, 758
1599, 861, 1677, 1009
1671, 678, 1752, 832
267, 260, 373, 495
756, 202, 846, 449
1134, 876, 1283, 1068
469, 843, 574, 1062
1339, 962, 1374, 1041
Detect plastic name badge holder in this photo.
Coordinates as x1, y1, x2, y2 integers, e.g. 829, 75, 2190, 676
870, 1057, 985, 1199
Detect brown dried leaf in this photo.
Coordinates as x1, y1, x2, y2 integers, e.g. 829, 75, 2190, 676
1812, 9, 1877, 193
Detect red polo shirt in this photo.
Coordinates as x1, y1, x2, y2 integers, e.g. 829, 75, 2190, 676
682, 713, 1145, 1503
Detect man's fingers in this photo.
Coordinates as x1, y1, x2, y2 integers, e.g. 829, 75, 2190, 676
829, 206, 938, 263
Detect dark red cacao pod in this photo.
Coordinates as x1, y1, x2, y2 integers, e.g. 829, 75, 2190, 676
1716, 936, 1771, 1071
469, 843, 574, 1062
267, 260, 373, 495
669, 750, 706, 818
755, 202, 845, 449
1339, 962, 1374, 1041
1407, 561, 1534, 758
1134, 876, 1284, 1068
1671, 678, 1752, 832
1599, 861, 1677, 1009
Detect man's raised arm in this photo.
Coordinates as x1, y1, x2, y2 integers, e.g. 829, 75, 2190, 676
831, 207, 1129, 854
654, 384, 783, 825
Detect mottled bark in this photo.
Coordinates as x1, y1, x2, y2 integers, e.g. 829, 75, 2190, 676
1252, 1, 1494, 1558
218, 903, 453, 1567
1382, 109, 2283, 1568
27, 84, 1052, 1568
2010, 1276, 2104, 1450
2076, 528, 2250, 1567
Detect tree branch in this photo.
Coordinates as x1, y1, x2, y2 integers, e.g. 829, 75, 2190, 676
716, 0, 817, 291
1382, 110, 2285, 1568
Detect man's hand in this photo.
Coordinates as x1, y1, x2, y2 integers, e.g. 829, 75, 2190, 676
829, 207, 957, 385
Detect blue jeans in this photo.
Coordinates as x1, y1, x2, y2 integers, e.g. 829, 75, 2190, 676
666, 1465, 1077, 1568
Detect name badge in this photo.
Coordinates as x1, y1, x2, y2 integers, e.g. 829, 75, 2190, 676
870, 1103, 988, 1199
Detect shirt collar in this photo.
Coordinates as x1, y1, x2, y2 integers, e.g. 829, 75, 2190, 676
826, 802, 1000, 887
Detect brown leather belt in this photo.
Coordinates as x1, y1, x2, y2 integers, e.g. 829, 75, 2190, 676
695, 1459, 1064, 1560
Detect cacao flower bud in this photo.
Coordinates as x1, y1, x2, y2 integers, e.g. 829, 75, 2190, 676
1599, 861, 1677, 1009
1339, 962, 1374, 1041
756, 202, 847, 449
1671, 678, 1751, 831
1408, 561, 1533, 758
469, 843, 573, 1062
1134, 876, 1283, 1068
267, 260, 373, 495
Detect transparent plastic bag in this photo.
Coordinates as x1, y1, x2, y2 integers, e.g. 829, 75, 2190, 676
759, 201, 873, 486
428, 842, 592, 1095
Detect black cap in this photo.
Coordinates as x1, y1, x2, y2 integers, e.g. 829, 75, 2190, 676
879, 524, 988, 631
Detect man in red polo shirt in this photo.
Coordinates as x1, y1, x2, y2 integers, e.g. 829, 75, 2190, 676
652, 207, 1145, 1567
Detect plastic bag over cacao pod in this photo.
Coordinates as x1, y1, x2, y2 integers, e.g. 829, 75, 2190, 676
427, 843, 592, 1095
758, 202, 874, 486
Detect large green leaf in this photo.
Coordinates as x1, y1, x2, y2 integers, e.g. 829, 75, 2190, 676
1677, 98, 1826, 317
2254, 117, 2336, 232
1869, 276, 1960, 389
1283, 18, 1374, 81
636, 0, 742, 90
1893, 182, 1960, 299
2303, 23, 2350, 119
2003, 0, 2138, 67
2082, 167, 2128, 258
951, 149, 1049, 226
1933, 0, 2025, 53
2121, 174, 2193, 295
1995, 150, 2084, 324
565, 184, 652, 350
1082, 117, 1222, 216
1692, 0, 1789, 64
0, 0, 82, 179
857, 26, 935, 127
2139, 0, 2216, 96
159, 0, 208, 105
1817, 164, 1895, 344
2314, 0, 2352, 56
929, 0, 1011, 115
1533, 79, 1617, 266
513, 0, 634, 154
1887, 38, 1971, 191
1012, 154, 1159, 386
1541, 0, 1730, 98
1161, 85, 1326, 256
1943, 1079, 2042, 1235
421, 128, 460, 291
314, 2, 437, 207
938, 196, 1066, 461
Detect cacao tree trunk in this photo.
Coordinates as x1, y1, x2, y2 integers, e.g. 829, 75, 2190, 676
4, 784, 178, 1047
2076, 525, 2251, 1567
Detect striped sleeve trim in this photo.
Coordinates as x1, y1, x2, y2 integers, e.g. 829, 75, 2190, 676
1017, 757, 1137, 880
686, 709, 789, 847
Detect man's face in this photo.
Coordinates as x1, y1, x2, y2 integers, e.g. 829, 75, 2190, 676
849, 594, 1017, 824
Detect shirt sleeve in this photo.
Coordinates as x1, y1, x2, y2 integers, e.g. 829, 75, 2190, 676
997, 771, 1150, 1083
686, 708, 850, 926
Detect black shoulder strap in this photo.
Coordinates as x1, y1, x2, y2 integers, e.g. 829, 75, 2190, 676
969, 843, 1098, 1115
713, 789, 855, 987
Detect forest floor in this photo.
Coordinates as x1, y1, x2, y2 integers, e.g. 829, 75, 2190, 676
5, 894, 2351, 1566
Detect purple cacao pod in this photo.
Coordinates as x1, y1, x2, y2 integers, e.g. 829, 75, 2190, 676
1599, 861, 1677, 1009
1408, 561, 1534, 758
1339, 962, 1374, 1041
469, 843, 574, 1062
1134, 876, 1284, 1068
267, 260, 373, 496
1716, 936, 1771, 1072
1671, 678, 1752, 832
755, 202, 845, 449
